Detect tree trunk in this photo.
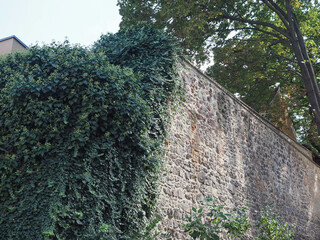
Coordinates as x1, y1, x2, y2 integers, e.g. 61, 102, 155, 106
286, 0, 320, 135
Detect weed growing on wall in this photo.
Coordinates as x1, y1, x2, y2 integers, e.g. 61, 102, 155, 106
0, 25, 179, 239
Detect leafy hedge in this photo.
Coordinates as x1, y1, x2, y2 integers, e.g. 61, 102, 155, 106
0, 25, 178, 239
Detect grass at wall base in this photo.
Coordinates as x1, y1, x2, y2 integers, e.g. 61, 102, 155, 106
0, 25, 179, 239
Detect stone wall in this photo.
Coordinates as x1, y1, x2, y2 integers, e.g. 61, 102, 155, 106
158, 60, 320, 239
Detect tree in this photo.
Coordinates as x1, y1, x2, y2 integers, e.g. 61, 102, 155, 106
206, 38, 295, 112
206, 29, 320, 148
118, 0, 320, 137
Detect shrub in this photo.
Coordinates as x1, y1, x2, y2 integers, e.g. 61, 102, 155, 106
182, 197, 250, 240
255, 205, 295, 240
183, 197, 295, 240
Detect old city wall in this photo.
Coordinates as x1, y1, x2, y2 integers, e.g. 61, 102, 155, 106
159, 60, 320, 239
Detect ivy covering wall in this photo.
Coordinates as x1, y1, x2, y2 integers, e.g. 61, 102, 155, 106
0, 25, 179, 239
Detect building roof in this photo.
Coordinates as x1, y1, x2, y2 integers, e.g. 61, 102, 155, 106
0, 35, 28, 49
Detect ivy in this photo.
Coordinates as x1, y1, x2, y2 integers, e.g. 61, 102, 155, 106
93, 24, 180, 141
0, 25, 179, 239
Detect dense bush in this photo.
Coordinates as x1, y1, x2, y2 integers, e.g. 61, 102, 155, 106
0, 25, 179, 239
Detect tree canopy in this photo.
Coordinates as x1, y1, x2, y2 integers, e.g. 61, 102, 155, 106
118, 0, 320, 148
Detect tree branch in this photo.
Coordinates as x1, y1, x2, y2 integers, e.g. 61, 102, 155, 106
251, 27, 292, 49
217, 25, 292, 49
262, 0, 290, 31
276, 70, 302, 78
218, 14, 292, 40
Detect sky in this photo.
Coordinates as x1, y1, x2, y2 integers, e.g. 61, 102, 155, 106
0, 0, 122, 47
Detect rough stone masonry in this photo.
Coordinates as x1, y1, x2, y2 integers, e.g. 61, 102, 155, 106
158, 60, 320, 239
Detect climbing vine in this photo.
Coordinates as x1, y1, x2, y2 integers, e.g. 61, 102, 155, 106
0, 25, 179, 239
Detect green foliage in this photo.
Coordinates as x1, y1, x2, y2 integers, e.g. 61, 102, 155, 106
255, 206, 295, 240
93, 24, 181, 144
182, 197, 250, 240
93, 24, 179, 100
118, 0, 219, 64
118, 0, 320, 64
118, 0, 320, 148
0, 25, 179, 239
206, 19, 320, 149
129, 215, 172, 240
183, 198, 295, 240
98, 216, 172, 240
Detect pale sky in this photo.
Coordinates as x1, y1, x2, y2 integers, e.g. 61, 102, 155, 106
0, 0, 122, 47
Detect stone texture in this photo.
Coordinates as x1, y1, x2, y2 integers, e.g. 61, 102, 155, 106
158, 60, 320, 239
